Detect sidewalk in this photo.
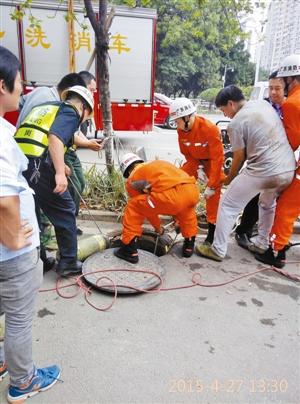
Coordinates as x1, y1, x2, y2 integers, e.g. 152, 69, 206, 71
0, 218, 299, 404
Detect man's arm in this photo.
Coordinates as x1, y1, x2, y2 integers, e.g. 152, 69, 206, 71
224, 148, 246, 186
0, 196, 33, 250
74, 132, 103, 151
48, 134, 68, 194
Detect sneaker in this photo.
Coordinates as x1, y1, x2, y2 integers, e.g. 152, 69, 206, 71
255, 246, 285, 269
235, 233, 251, 250
182, 236, 195, 258
114, 238, 139, 264
0, 362, 8, 381
56, 260, 82, 277
7, 365, 61, 403
196, 244, 223, 262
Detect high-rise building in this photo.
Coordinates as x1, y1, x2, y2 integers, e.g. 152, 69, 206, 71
260, 0, 300, 73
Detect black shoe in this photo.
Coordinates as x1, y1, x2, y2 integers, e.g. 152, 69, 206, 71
204, 223, 215, 245
76, 227, 83, 236
235, 233, 251, 250
254, 246, 285, 269
43, 257, 56, 273
182, 236, 195, 258
56, 260, 83, 277
114, 238, 139, 264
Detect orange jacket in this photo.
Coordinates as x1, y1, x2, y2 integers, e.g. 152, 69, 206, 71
282, 84, 300, 174
177, 115, 224, 189
126, 160, 196, 198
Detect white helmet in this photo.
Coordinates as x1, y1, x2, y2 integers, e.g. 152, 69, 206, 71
120, 153, 144, 178
61, 85, 94, 117
277, 54, 300, 77
169, 98, 196, 121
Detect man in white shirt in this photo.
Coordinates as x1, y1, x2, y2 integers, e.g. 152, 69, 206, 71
0, 45, 60, 403
197, 85, 295, 261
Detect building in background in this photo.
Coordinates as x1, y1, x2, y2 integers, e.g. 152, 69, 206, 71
260, 0, 300, 73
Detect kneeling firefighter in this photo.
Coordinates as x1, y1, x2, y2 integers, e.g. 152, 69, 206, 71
169, 98, 225, 245
115, 154, 200, 263
14, 85, 94, 277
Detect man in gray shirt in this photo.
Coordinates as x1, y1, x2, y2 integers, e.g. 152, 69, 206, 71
197, 85, 295, 261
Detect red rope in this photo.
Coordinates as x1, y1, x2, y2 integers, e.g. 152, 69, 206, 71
39, 262, 299, 311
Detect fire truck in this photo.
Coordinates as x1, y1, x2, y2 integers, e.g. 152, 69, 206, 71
0, 0, 157, 131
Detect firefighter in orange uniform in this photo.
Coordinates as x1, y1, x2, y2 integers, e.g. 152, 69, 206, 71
255, 54, 300, 268
169, 97, 225, 245
114, 154, 199, 263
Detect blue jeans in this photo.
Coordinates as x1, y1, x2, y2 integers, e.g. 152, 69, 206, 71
0, 248, 42, 386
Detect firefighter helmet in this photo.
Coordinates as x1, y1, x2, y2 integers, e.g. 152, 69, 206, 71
61, 85, 94, 117
120, 153, 144, 178
277, 54, 300, 77
169, 98, 196, 121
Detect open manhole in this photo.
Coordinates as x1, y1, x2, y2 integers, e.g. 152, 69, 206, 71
82, 248, 166, 294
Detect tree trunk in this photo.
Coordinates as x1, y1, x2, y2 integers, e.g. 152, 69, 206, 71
84, 0, 115, 175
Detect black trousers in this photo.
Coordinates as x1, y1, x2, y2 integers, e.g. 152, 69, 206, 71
235, 194, 259, 237
24, 159, 77, 264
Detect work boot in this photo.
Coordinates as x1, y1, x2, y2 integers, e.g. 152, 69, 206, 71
56, 260, 83, 277
114, 237, 139, 264
203, 223, 215, 246
182, 236, 195, 258
76, 227, 83, 236
254, 246, 285, 269
40, 245, 56, 273
235, 233, 251, 250
43, 257, 56, 273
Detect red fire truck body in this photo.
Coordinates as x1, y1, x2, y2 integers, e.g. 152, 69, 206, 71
0, 1, 157, 131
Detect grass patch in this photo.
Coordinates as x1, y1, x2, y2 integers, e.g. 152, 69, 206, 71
83, 164, 127, 215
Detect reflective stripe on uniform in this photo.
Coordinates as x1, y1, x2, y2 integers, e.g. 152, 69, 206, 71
14, 104, 61, 158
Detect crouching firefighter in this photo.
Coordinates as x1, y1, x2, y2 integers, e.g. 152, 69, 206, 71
14, 85, 94, 277
115, 154, 200, 263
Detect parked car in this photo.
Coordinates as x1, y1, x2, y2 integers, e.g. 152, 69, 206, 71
153, 92, 177, 129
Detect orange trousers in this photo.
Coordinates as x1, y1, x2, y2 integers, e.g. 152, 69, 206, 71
121, 183, 199, 244
270, 174, 300, 251
182, 160, 222, 224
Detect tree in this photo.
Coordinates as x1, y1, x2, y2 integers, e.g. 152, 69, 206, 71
113, 0, 259, 96
84, 0, 115, 175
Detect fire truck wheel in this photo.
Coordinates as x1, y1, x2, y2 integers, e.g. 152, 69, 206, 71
165, 116, 177, 130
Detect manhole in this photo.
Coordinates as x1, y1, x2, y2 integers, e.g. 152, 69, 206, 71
82, 248, 166, 294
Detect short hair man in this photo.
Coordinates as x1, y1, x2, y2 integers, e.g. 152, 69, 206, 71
235, 71, 286, 250
255, 54, 300, 268
197, 85, 295, 261
115, 154, 199, 262
0, 45, 60, 403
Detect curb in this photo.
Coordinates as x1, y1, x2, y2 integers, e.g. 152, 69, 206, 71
79, 210, 300, 235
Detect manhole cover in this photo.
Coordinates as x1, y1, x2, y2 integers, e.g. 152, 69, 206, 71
82, 248, 166, 294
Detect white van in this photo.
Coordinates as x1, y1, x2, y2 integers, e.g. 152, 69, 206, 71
250, 81, 269, 101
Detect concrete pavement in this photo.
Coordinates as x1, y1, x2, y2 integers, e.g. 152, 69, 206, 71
0, 218, 299, 404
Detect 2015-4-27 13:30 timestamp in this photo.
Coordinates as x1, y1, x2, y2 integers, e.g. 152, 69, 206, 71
168, 378, 289, 394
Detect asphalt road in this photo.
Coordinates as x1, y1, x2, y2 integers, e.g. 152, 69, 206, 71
78, 113, 229, 170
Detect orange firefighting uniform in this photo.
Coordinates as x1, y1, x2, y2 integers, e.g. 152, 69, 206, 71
121, 160, 199, 244
270, 84, 300, 251
177, 115, 224, 224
